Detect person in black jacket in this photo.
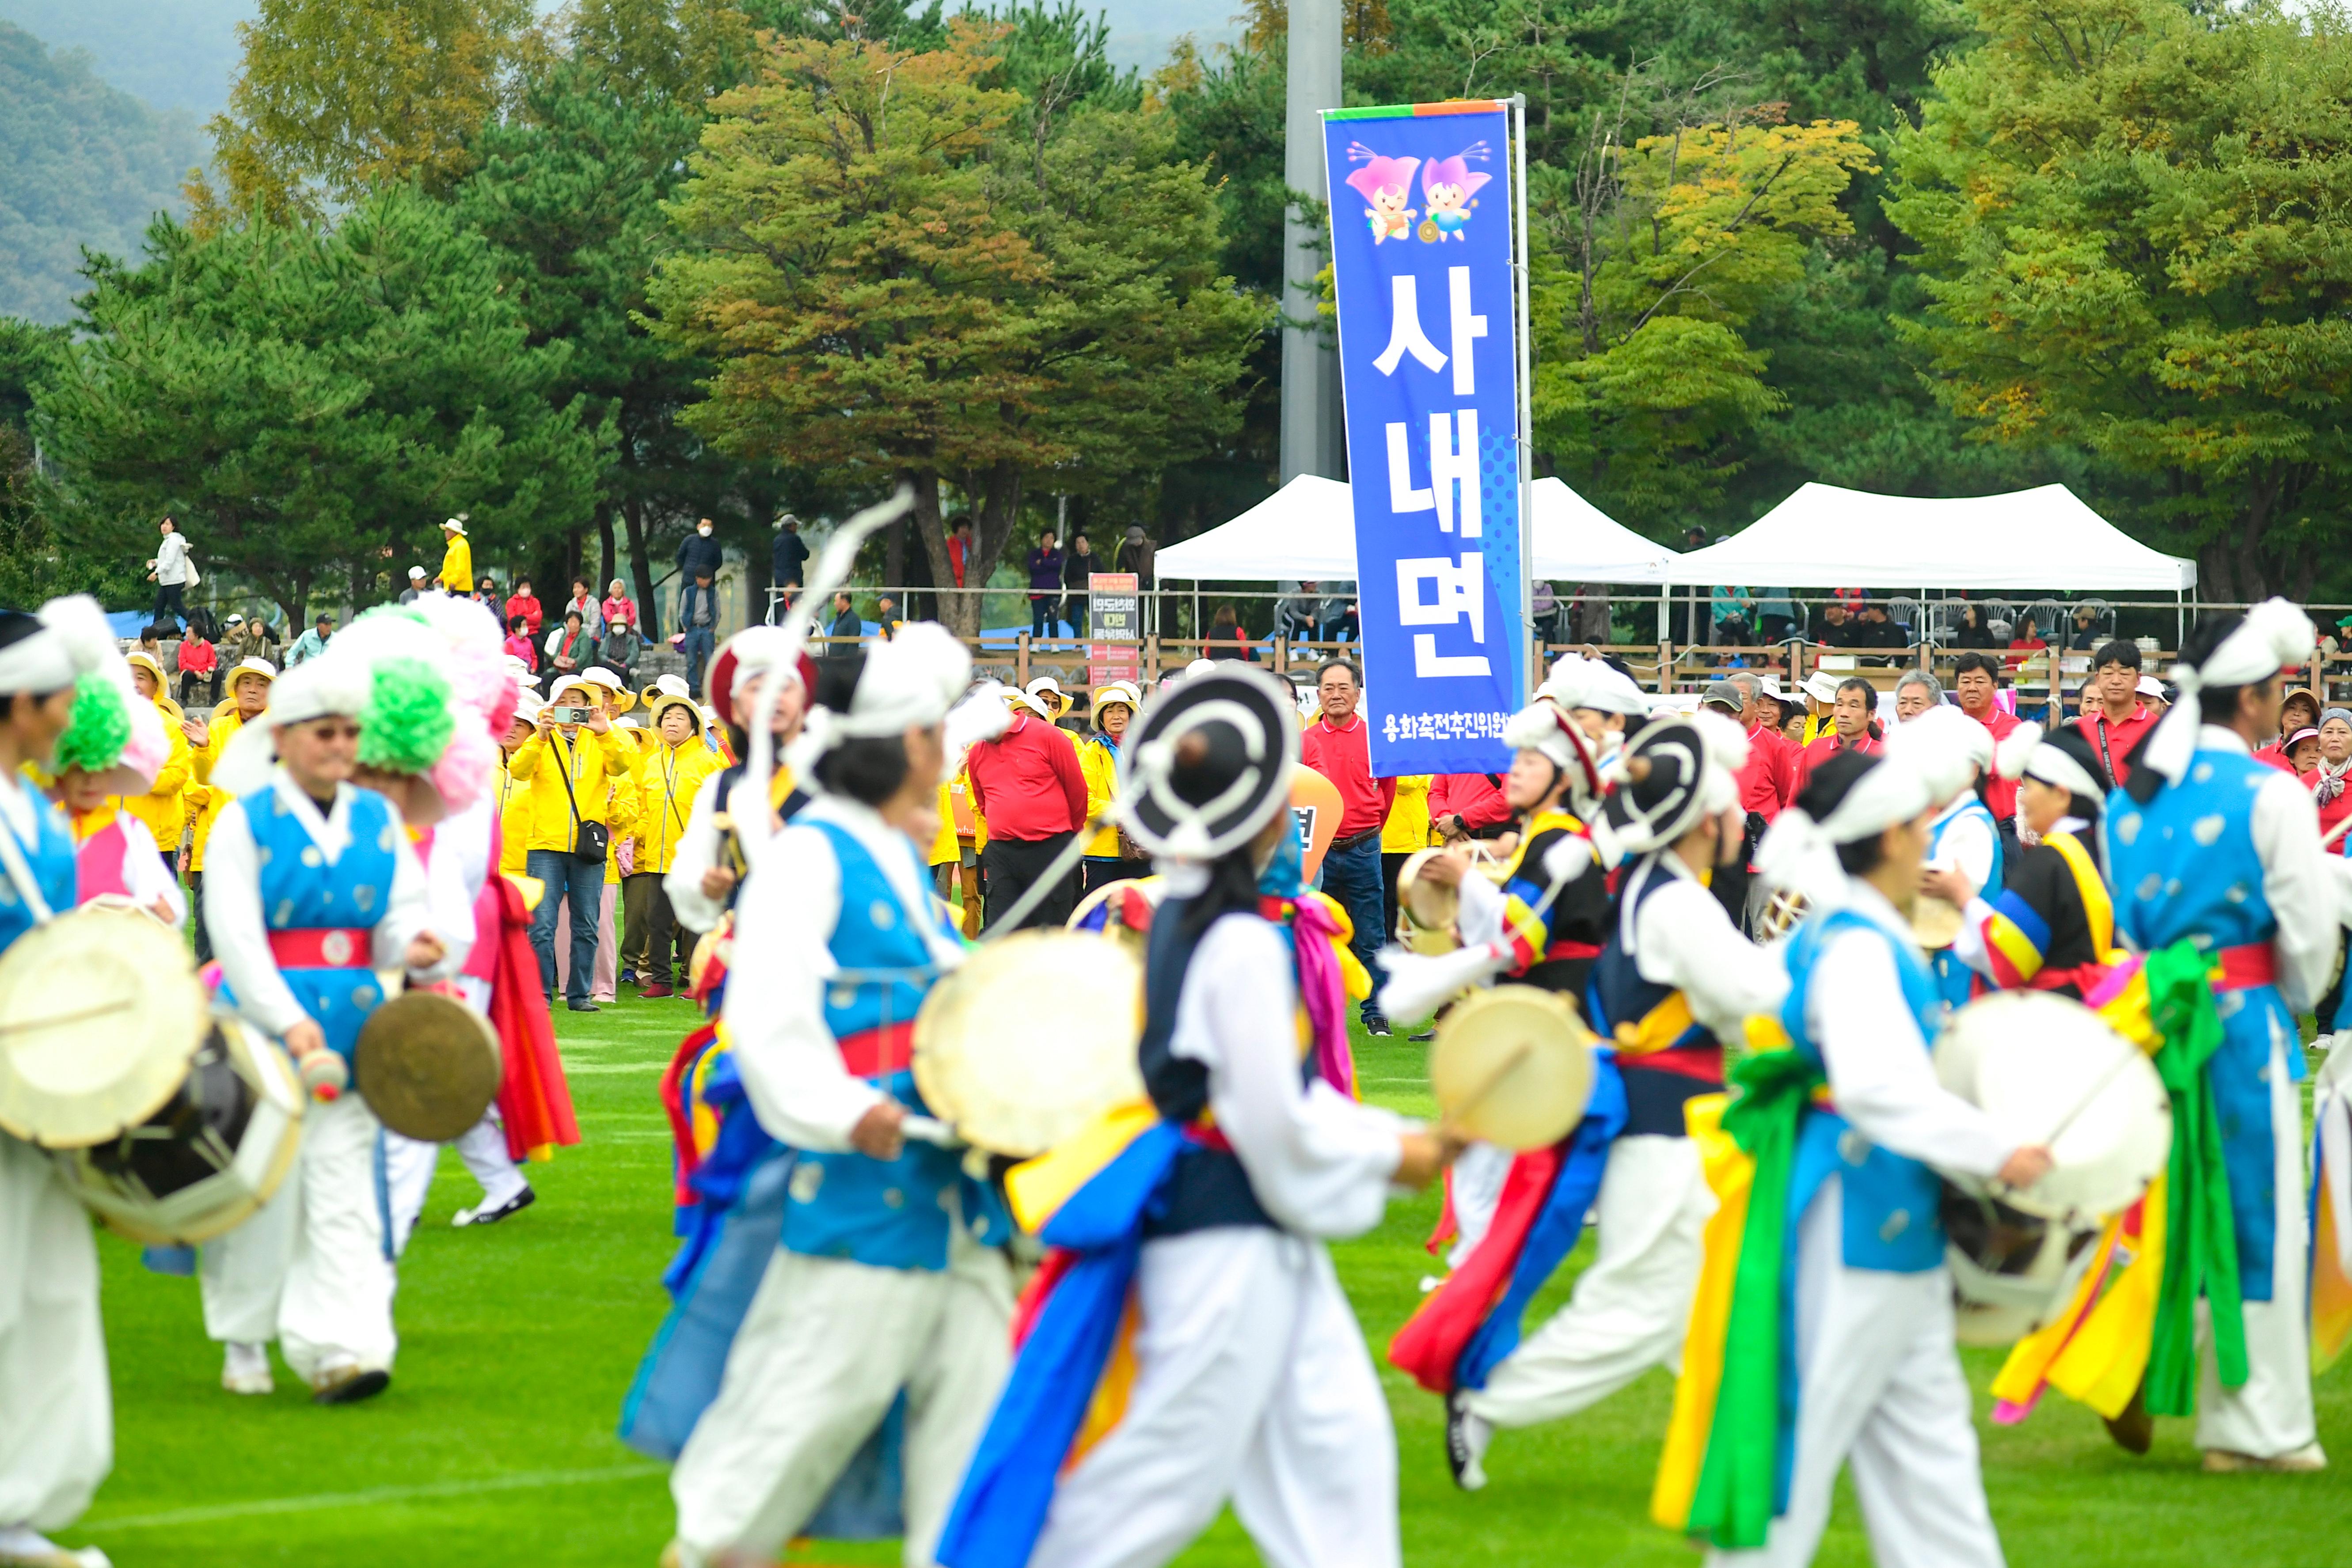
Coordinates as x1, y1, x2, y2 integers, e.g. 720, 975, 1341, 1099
676, 517, 724, 627
1947, 602, 1998, 649
1061, 532, 1094, 635
770, 516, 809, 624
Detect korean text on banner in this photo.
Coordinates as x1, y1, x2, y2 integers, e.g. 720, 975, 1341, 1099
1324, 100, 1524, 777
1088, 572, 1140, 686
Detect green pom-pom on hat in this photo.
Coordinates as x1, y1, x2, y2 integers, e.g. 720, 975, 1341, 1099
53, 672, 131, 776
358, 654, 455, 775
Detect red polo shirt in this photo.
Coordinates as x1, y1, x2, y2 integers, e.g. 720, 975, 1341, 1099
1793, 729, 1881, 797
1299, 713, 1396, 839
2077, 702, 2158, 791
965, 711, 1088, 841
1429, 773, 1511, 836
1963, 706, 2021, 820
1740, 723, 1795, 820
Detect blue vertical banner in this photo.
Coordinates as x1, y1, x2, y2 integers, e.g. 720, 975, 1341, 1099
1324, 100, 1525, 777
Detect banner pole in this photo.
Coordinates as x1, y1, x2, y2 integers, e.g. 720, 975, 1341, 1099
1512, 92, 1535, 700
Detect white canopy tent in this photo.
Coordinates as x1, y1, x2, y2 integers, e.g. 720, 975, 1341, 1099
1153, 473, 1684, 583
1660, 482, 2196, 593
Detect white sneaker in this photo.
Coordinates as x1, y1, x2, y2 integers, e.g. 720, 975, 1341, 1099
0, 1525, 111, 1567
1444, 1391, 1493, 1492
2204, 1440, 2327, 1473
221, 1341, 273, 1396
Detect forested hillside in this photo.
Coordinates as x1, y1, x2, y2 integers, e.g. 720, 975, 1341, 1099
0, 21, 203, 322
0, 0, 254, 113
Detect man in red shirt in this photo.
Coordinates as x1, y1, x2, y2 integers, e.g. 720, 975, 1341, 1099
1952, 651, 2021, 826
1429, 773, 1510, 841
1793, 676, 1885, 795
965, 693, 1090, 931
1300, 658, 1398, 1033
1727, 672, 1795, 820
2076, 639, 2159, 791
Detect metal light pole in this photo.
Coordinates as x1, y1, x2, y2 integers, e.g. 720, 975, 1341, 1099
1280, 0, 1343, 485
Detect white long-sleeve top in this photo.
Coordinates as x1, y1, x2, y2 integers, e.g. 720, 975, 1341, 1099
2180, 725, 2337, 1011
1171, 912, 1406, 1239
664, 766, 733, 935
202, 771, 447, 1038
1805, 879, 2013, 1181
722, 796, 960, 1152
1623, 852, 1789, 1040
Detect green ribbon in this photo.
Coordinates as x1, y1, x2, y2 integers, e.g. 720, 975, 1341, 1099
1685, 1048, 1824, 1551
2141, 938, 2246, 1416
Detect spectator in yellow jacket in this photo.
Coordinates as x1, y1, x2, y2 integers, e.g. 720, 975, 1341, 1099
1381, 774, 1437, 949
439, 516, 473, 594
495, 697, 537, 878
180, 657, 276, 962
624, 694, 722, 996
1079, 680, 1146, 896
121, 650, 193, 867
507, 677, 634, 1010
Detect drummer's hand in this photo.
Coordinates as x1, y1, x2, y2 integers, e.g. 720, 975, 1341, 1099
285, 1020, 327, 1063
850, 1100, 907, 1160
1920, 866, 1978, 907
1419, 850, 1469, 888
1392, 1130, 1457, 1190
1998, 1144, 2055, 1189
404, 932, 447, 971
701, 865, 738, 901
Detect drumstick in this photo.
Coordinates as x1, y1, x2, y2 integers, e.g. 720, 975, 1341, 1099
2326, 814, 2352, 850
1437, 1040, 1532, 1139
1991, 1044, 2150, 1202
0, 997, 135, 1035
898, 1114, 962, 1148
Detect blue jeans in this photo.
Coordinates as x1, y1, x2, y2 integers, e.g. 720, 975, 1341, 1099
528, 848, 602, 1006
681, 626, 715, 691
1318, 834, 1388, 1024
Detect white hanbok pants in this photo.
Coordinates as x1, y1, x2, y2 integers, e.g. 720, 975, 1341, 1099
1029, 1228, 1400, 1568
199, 1094, 397, 1382
1708, 1174, 2004, 1568
1463, 1133, 1712, 1427
0, 1136, 109, 1531
379, 976, 527, 1257
2196, 1031, 2317, 1458
670, 1232, 1014, 1566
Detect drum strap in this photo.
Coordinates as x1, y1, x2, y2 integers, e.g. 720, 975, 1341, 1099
0, 810, 56, 926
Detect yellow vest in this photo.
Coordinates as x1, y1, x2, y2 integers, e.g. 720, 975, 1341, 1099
1383, 774, 1437, 853
185, 705, 249, 873
118, 699, 192, 857
495, 752, 531, 876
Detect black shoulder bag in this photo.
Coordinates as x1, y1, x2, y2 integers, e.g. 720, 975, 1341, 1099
552, 733, 611, 865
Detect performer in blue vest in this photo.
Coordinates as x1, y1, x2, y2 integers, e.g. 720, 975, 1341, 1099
0, 598, 119, 1568
1703, 747, 2050, 1568
936, 664, 1449, 1568
1905, 705, 2003, 1009
1434, 707, 1790, 1493
664, 624, 1017, 1568
198, 653, 450, 1405
2104, 601, 2335, 1472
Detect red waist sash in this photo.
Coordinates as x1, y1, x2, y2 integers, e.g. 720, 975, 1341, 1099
838, 1020, 915, 1078
268, 928, 372, 968
2211, 942, 2275, 993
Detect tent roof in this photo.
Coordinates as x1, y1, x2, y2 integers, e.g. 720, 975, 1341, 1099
1152, 475, 1683, 584
1659, 482, 2196, 592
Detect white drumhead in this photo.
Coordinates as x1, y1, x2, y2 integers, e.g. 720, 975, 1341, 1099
0, 905, 209, 1147
1935, 990, 2170, 1220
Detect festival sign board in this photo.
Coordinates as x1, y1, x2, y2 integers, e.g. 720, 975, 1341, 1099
1322, 99, 1530, 776
1087, 572, 1140, 686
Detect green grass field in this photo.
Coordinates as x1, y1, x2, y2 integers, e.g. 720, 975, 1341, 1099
59, 994, 2352, 1567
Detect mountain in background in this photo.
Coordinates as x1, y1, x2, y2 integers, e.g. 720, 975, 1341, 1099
0, 0, 254, 115
1096, 0, 1236, 71
0, 21, 204, 323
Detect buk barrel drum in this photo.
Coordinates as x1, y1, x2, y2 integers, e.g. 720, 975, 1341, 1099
53, 1014, 306, 1245
1429, 984, 1598, 1151
1932, 990, 2171, 1345
912, 929, 1145, 1159
353, 988, 504, 1143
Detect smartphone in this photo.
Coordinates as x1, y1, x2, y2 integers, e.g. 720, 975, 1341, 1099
547, 705, 593, 725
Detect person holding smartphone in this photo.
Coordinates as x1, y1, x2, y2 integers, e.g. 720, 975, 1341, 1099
505, 676, 634, 1011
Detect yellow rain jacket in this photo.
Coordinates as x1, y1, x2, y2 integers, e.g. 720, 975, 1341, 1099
494, 751, 532, 876
1383, 774, 1437, 854
504, 727, 635, 855
1079, 736, 1122, 857
118, 697, 193, 858
184, 704, 248, 874
636, 738, 725, 877
440, 532, 473, 594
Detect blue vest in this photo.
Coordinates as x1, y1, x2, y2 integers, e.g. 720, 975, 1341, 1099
1781, 907, 1950, 1273
1588, 854, 1721, 1137
777, 818, 1010, 1271
1928, 798, 2002, 1010
0, 790, 80, 952
236, 784, 401, 1063
2106, 748, 2292, 1299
